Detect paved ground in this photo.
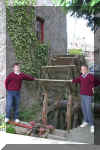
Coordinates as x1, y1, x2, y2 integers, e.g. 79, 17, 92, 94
46, 125, 94, 144
65, 126, 94, 144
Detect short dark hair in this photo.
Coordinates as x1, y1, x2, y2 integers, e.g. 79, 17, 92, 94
13, 63, 20, 67
81, 64, 88, 69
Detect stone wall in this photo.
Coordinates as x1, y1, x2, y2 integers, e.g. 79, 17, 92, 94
35, 7, 67, 56
0, 0, 6, 114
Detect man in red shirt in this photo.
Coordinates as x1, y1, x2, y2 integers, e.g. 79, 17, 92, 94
72, 65, 94, 133
5, 63, 36, 123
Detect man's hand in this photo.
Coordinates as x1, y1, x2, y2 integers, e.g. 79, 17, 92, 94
34, 78, 38, 80
92, 88, 94, 94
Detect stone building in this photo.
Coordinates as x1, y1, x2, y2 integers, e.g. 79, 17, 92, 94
6, 6, 67, 108
35, 7, 67, 56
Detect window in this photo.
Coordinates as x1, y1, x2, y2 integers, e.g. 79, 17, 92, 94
36, 17, 44, 42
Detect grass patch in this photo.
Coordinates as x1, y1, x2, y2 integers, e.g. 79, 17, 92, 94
6, 124, 16, 134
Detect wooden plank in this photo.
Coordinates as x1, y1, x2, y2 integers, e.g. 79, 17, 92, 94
53, 56, 78, 59
41, 65, 76, 69
35, 79, 72, 83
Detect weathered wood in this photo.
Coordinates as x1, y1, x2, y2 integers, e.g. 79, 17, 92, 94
38, 54, 86, 133
41, 65, 76, 69
36, 79, 72, 82
51, 56, 79, 66
42, 91, 48, 125
66, 95, 72, 133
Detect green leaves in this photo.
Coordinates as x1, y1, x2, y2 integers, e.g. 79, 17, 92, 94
51, 0, 100, 30
90, 0, 100, 7
7, 7, 49, 78
6, 124, 16, 134
0, 114, 6, 130
6, 0, 36, 6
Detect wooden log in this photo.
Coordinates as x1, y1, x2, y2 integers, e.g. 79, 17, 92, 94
42, 91, 48, 125
66, 95, 72, 133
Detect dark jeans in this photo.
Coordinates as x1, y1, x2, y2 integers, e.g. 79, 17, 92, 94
80, 95, 94, 126
6, 91, 20, 120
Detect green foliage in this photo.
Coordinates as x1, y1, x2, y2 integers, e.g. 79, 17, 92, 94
0, 114, 6, 129
6, 0, 36, 6
19, 103, 41, 122
90, 0, 100, 7
69, 49, 82, 55
52, 0, 100, 30
6, 124, 16, 134
7, 7, 49, 78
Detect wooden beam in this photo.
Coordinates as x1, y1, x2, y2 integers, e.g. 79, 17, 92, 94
53, 56, 78, 59
41, 65, 76, 69
35, 79, 72, 83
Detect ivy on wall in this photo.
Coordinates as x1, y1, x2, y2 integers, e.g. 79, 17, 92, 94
6, 7, 49, 78
6, 0, 36, 6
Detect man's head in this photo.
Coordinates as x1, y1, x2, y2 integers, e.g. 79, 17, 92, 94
13, 63, 20, 73
81, 65, 89, 75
